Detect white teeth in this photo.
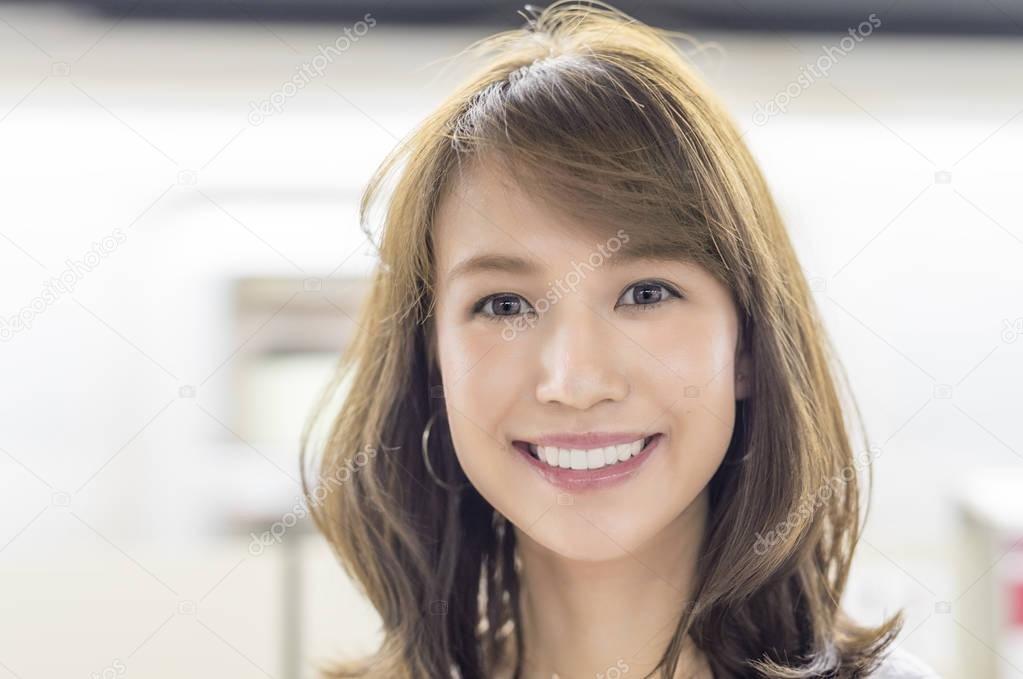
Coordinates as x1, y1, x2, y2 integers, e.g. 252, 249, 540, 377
571, 449, 587, 470
558, 448, 571, 468
528, 437, 650, 470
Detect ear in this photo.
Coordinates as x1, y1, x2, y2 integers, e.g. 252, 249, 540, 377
734, 349, 753, 401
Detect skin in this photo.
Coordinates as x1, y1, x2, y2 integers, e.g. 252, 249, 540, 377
432, 160, 752, 678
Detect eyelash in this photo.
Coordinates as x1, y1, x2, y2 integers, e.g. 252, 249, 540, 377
471, 280, 683, 321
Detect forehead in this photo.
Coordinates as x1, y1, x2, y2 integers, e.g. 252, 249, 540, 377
431, 158, 712, 284
434, 160, 578, 249
434, 160, 642, 277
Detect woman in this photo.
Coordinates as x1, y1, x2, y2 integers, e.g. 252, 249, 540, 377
301, 2, 940, 677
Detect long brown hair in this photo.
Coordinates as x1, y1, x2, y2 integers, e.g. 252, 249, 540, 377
300, 2, 903, 677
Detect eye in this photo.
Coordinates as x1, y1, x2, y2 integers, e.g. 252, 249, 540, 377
615, 280, 682, 310
472, 293, 535, 320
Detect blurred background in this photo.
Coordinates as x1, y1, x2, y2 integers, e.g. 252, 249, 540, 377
1, 1, 1022, 677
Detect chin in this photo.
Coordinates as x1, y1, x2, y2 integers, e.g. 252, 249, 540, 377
513, 506, 675, 562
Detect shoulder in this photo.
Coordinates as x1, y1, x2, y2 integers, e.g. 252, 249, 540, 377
869, 646, 941, 678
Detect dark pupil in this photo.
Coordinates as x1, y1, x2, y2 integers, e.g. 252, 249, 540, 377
633, 284, 661, 304
494, 295, 520, 315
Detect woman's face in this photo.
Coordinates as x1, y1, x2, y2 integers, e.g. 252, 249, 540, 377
432, 162, 751, 562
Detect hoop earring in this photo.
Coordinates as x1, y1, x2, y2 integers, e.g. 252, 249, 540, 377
422, 411, 468, 492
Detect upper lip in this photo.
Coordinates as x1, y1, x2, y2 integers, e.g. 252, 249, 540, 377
519, 432, 656, 449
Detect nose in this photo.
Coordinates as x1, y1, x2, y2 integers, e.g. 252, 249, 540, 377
534, 304, 629, 410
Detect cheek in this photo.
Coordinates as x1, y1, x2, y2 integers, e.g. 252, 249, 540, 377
638, 309, 738, 402
625, 311, 738, 487
435, 318, 529, 472
436, 324, 552, 528
437, 320, 528, 411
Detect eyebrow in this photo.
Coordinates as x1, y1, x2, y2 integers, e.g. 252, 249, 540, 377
445, 243, 688, 282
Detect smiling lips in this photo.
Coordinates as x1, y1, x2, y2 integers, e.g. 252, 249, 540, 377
511, 432, 663, 491
526, 436, 653, 470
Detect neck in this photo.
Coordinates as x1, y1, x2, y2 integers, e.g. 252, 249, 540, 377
509, 488, 713, 679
